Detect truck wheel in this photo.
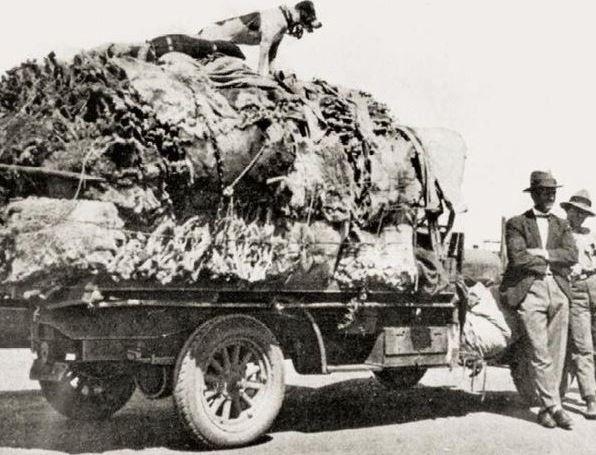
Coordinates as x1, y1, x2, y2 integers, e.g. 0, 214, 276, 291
173, 315, 285, 448
135, 365, 173, 400
40, 365, 135, 420
375, 367, 427, 389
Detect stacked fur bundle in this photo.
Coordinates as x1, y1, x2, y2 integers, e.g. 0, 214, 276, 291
0, 48, 437, 292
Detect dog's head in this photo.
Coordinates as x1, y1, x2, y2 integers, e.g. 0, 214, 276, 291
295, 1, 322, 32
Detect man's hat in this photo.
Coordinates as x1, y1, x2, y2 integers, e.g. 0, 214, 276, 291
523, 170, 562, 192
560, 189, 595, 216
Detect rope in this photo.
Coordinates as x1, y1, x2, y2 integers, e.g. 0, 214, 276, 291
222, 141, 268, 197
73, 146, 104, 201
42, 146, 109, 233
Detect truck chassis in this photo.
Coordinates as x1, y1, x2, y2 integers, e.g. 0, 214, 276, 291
25, 284, 460, 448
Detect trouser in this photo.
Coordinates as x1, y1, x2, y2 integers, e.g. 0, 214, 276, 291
517, 276, 569, 409
566, 276, 596, 400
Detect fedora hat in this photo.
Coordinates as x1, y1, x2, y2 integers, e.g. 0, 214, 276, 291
523, 170, 562, 192
560, 189, 595, 216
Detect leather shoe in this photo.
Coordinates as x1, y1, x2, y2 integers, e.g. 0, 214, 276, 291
537, 409, 556, 429
584, 397, 596, 420
552, 409, 573, 430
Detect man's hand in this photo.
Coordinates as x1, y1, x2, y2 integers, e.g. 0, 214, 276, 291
527, 248, 548, 259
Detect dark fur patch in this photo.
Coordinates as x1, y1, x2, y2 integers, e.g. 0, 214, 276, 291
239, 12, 261, 32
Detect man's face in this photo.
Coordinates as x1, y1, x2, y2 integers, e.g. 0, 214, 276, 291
566, 206, 589, 228
531, 187, 556, 213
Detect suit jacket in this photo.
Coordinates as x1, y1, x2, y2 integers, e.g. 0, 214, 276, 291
500, 209, 578, 307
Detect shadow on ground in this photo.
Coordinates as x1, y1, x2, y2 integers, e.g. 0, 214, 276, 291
0, 379, 535, 453
275, 378, 536, 433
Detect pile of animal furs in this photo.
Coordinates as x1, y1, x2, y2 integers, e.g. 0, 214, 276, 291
0, 48, 450, 294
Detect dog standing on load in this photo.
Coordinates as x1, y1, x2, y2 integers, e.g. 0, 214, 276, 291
197, 1, 322, 76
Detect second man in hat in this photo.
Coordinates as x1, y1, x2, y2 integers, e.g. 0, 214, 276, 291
561, 190, 596, 418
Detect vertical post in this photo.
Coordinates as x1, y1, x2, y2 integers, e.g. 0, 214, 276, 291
428, 214, 444, 260
499, 216, 507, 270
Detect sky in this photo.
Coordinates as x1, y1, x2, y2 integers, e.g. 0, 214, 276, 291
2, 0, 596, 247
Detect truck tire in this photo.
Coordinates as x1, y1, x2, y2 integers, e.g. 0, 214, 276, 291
40, 365, 135, 420
173, 315, 285, 448
374, 367, 427, 389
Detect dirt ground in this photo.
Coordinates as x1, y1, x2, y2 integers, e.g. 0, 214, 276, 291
0, 349, 595, 455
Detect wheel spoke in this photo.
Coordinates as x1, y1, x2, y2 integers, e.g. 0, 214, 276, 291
70, 376, 80, 389
92, 385, 104, 395
204, 389, 219, 401
245, 362, 261, 378
221, 399, 232, 421
244, 380, 265, 391
209, 357, 225, 374
239, 390, 253, 407
257, 357, 267, 376
231, 344, 241, 368
210, 395, 226, 414
240, 351, 253, 370
232, 394, 243, 417
221, 346, 231, 371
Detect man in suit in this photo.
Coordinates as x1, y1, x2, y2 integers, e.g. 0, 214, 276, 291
501, 170, 578, 429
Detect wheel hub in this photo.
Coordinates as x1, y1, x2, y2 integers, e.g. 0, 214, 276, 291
202, 341, 271, 423
226, 375, 241, 394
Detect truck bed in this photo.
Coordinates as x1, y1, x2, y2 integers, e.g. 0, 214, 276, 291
44, 282, 457, 310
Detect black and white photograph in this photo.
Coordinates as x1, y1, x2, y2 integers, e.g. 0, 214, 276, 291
1, 1, 596, 453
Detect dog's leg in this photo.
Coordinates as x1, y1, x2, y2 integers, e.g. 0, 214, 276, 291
267, 36, 283, 74
257, 40, 272, 76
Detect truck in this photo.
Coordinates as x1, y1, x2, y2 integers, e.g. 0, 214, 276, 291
0, 127, 468, 449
